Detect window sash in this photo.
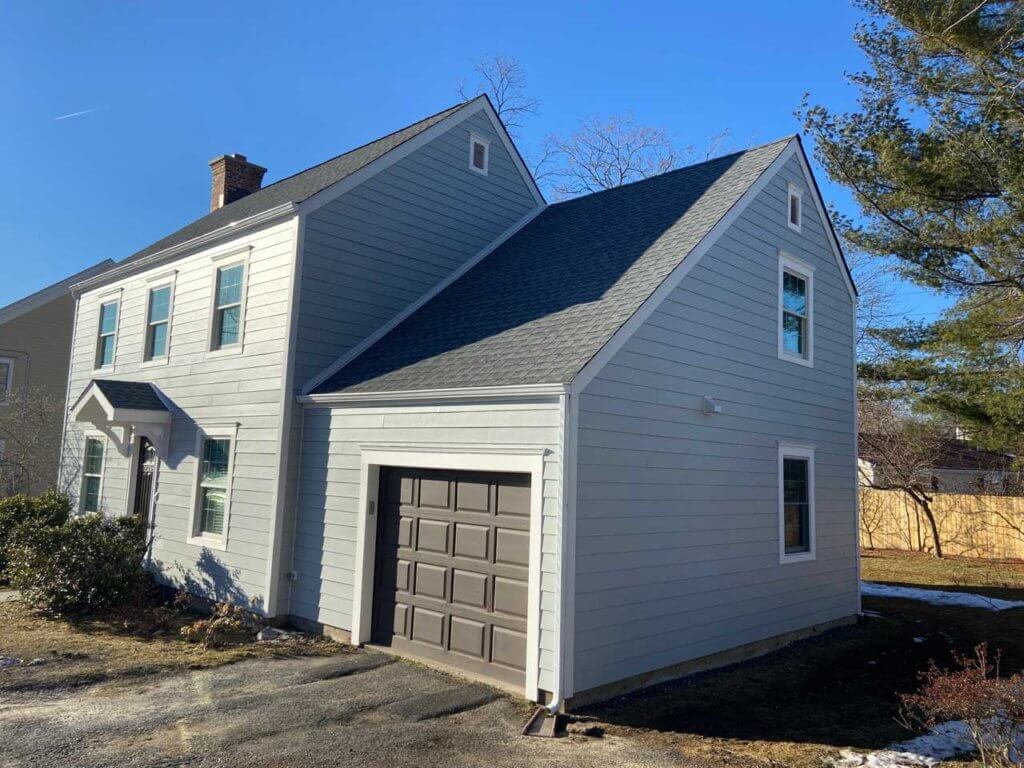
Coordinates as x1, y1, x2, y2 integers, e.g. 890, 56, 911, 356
783, 457, 810, 554
96, 301, 118, 367
213, 266, 244, 349
82, 438, 104, 513
781, 269, 809, 358
789, 191, 801, 227
145, 286, 171, 360
0, 360, 11, 397
196, 438, 231, 537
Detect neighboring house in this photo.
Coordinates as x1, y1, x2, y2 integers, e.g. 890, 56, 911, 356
0, 260, 114, 494
859, 436, 1021, 495
60, 95, 858, 709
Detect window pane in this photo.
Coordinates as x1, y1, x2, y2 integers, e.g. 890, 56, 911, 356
218, 306, 240, 347
783, 272, 806, 315
473, 142, 486, 169
148, 322, 168, 358
783, 312, 804, 355
83, 476, 101, 513
201, 439, 230, 483
783, 458, 808, 503
99, 302, 118, 334
84, 439, 104, 475
785, 503, 807, 550
216, 265, 244, 307
790, 193, 800, 225
0, 362, 9, 395
148, 286, 171, 324
783, 457, 810, 553
98, 335, 115, 366
199, 487, 225, 534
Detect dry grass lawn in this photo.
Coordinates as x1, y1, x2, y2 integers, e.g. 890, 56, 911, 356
0, 599, 346, 693
862, 548, 1024, 600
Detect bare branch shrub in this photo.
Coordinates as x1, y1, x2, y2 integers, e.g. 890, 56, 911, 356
0, 384, 66, 497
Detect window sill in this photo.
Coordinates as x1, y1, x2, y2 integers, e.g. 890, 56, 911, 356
780, 550, 816, 564
187, 534, 228, 552
140, 358, 169, 370
205, 346, 244, 360
787, 221, 802, 234
92, 365, 116, 376
778, 351, 813, 368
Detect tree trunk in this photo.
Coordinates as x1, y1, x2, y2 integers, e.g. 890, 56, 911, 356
917, 499, 944, 559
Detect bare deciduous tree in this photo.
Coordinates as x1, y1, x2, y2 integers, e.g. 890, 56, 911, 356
0, 384, 66, 497
845, 246, 901, 362
859, 391, 949, 557
457, 54, 538, 138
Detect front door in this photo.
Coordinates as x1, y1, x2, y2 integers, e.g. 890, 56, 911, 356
132, 437, 157, 526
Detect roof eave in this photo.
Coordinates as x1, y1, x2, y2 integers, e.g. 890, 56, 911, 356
71, 202, 299, 296
298, 382, 569, 406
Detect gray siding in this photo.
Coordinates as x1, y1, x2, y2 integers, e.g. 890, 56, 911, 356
292, 402, 562, 692
293, 109, 538, 387
573, 154, 857, 693
60, 218, 299, 611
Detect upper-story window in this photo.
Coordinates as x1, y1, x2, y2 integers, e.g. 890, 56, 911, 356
144, 285, 172, 361
778, 253, 814, 367
212, 263, 245, 350
95, 300, 119, 369
469, 134, 490, 175
787, 183, 803, 233
0, 357, 13, 402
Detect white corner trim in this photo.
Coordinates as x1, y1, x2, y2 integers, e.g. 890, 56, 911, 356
778, 443, 816, 564
350, 447, 547, 702
778, 251, 815, 368
569, 139, 800, 396
553, 391, 579, 707
791, 143, 857, 302
71, 205, 298, 296
300, 204, 547, 396
299, 382, 568, 406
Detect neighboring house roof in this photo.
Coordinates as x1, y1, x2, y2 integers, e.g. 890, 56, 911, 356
859, 434, 1016, 473
312, 137, 793, 395
120, 100, 472, 265
0, 259, 115, 326
92, 380, 169, 412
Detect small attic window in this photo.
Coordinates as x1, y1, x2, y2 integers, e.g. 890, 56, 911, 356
469, 134, 489, 175
787, 183, 803, 232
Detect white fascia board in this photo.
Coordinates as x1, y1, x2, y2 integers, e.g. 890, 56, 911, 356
298, 382, 568, 407
300, 204, 545, 395
791, 140, 857, 302
568, 140, 800, 396
70, 203, 299, 296
477, 98, 546, 207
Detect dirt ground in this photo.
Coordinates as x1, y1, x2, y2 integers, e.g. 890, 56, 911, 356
3, 551, 1023, 767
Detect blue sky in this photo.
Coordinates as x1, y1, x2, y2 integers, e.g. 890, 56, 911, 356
0, 1, 946, 322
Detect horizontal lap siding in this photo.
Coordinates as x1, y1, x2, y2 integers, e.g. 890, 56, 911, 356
60, 219, 298, 610
293, 109, 538, 388
573, 155, 857, 693
292, 402, 562, 691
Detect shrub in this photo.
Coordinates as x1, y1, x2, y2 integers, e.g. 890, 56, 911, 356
0, 491, 70, 579
180, 601, 258, 649
899, 644, 1024, 768
5, 514, 147, 614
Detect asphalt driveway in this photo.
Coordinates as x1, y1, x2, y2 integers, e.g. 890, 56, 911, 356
0, 649, 683, 768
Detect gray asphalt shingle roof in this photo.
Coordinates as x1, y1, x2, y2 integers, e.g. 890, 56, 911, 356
93, 380, 168, 412
123, 100, 471, 264
313, 137, 792, 395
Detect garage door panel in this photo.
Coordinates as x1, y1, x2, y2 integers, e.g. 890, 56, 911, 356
372, 467, 532, 689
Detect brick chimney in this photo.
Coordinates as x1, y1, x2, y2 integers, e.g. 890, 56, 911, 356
208, 154, 267, 211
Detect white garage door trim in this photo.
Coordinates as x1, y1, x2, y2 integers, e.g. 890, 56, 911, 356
353, 445, 547, 701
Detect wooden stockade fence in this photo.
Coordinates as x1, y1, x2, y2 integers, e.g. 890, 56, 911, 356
860, 489, 1024, 559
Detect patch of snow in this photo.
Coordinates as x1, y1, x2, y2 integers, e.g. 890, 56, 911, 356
862, 581, 1024, 611
832, 721, 975, 768
913, 637, 925, 643
862, 609, 883, 618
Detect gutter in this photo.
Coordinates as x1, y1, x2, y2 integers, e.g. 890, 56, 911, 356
71, 202, 299, 295
297, 383, 569, 406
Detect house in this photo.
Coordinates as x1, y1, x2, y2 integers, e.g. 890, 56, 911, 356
859, 435, 1021, 495
59, 96, 858, 709
0, 259, 114, 494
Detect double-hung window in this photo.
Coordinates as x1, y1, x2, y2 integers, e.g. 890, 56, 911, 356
778, 254, 813, 366
0, 357, 13, 402
95, 300, 119, 368
190, 428, 235, 547
212, 263, 245, 350
81, 437, 106, 513
144, 285, 172, 361
779, 444, 815, 562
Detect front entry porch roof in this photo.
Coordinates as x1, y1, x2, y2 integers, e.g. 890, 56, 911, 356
71, 379, 172, 457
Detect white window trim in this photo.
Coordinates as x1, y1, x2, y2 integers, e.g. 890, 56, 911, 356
778, 251, 814, 367
141, 276, 176, 367
206, 252, 250, 358
787, 183, 803, 233
80, 432, 109, 516
187, 422, 239, 551
469, 133, 490, 175
778, 443, 816, 564
0, 356, 13, 404
93, 290, 123, 372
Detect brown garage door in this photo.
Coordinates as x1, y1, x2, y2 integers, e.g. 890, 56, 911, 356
372, 467, 531, 689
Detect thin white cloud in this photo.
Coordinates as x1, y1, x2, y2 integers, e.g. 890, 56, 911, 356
55, 107, 104, 121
